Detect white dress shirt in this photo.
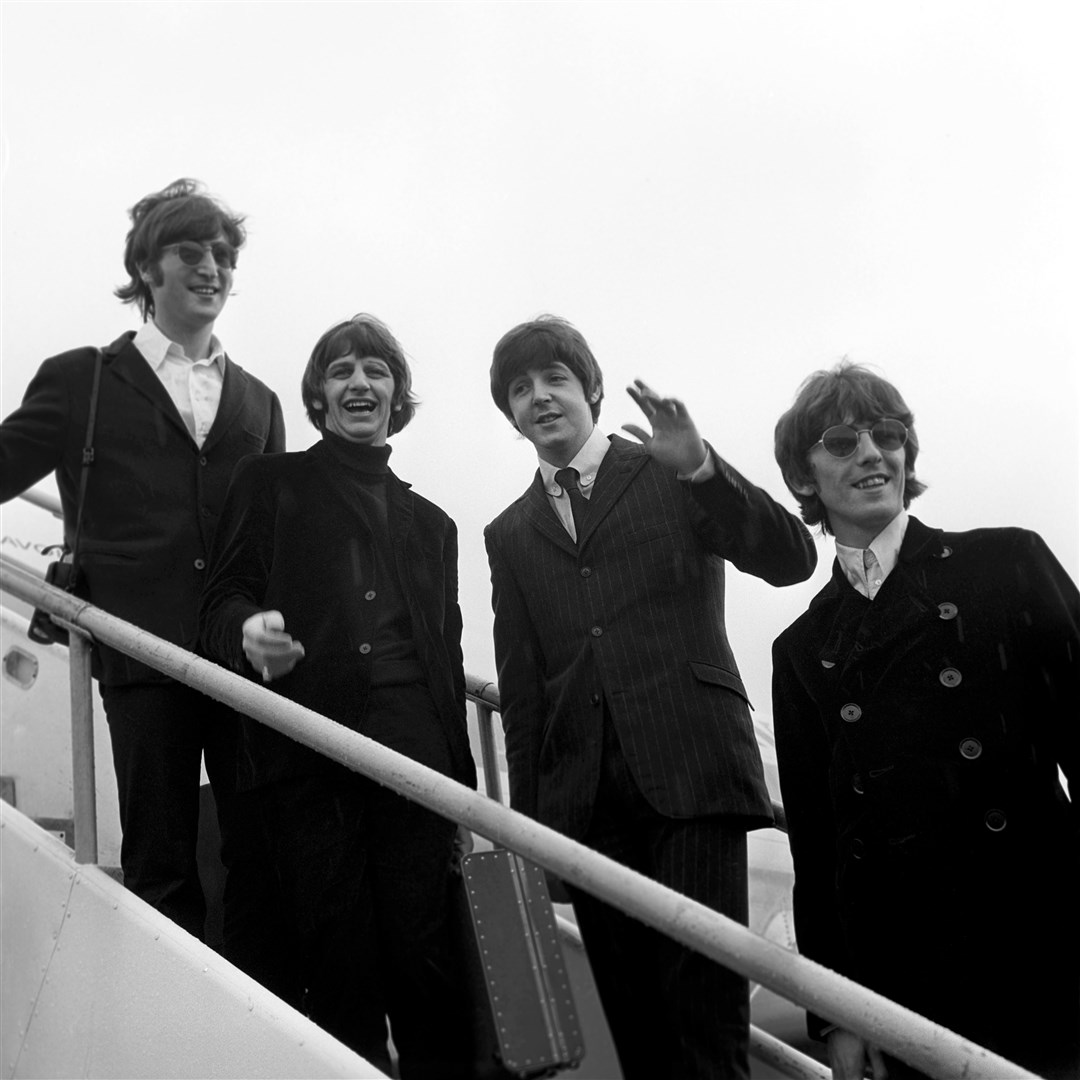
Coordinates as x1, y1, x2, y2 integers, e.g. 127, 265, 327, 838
538, 426, 612, 541
835, 510, 909, 600
133, 321, 225, 448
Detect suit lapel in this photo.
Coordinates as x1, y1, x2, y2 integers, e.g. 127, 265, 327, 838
521, 472, 577, 556
386, 471, 415, 549
203, 357, 246, 454
107, 335, 193, 443
520, 436, 649, 555
576, 436, 648, 549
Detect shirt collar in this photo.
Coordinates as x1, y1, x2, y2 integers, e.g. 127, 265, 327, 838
835, 510, 909, 595
133, 320, 226, 372
539, 426, 611, 496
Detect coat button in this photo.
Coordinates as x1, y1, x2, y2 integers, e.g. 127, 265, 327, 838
934, 545, 953, 559
364, 590, 376, 600
590, 693, 601, 706
199, 456, 208, 466
840, 703, 862, 722
358, 643, 372, 655
851, 838, 865, 860
580, 567, 592, 577
939, 667, 962, 688
984, 809, 1007, 832
852, 773, 864, 795
959, 737, 982, 760
590, 626, 603, 637
937, 602, 958, 620
193, 558, 206, 570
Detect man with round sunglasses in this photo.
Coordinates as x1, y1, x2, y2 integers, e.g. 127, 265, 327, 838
0, 179, 287, 990
771, 362, 1078, 1080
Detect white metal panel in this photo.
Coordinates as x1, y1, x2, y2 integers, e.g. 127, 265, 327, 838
0, 803, 383, 1079
1, 607, 122, 865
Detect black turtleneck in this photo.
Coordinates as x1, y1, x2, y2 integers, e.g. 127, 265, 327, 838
320, 430, 425, 688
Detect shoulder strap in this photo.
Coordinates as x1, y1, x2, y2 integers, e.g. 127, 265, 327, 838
68, 349, 104, 589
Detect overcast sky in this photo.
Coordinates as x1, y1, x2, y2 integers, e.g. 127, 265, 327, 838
2, 1, 1077, 727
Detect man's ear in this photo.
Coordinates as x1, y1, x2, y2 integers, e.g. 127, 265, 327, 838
790, 475, 817, 496
311, 399, 323, 410
139, 261, 162, 286
589, 389, 601, 404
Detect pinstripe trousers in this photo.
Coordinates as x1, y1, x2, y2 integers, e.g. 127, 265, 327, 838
566, 701, 750, 1080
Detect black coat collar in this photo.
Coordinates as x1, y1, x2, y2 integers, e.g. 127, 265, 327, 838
814, 517, 950, 673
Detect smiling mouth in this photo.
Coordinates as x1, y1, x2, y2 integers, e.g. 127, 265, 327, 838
853, 476, 888, 490
536, 411, 561, 425
343, 400, 377, 414
191, 286, 219, 296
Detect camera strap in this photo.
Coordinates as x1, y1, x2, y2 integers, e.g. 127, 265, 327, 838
66, 348, 104, 592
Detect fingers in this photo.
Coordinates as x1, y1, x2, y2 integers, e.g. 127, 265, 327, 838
242, 610, 306, 682
626, 382, 651, 414
627, 379, 687, 419
255, 642, 306, 682
868, 1046, 890, 1080
621, 423, 650, 444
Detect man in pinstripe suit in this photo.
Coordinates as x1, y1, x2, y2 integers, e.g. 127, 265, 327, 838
485, 316, 816, 1080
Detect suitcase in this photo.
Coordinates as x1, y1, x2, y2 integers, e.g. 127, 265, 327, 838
456, 849, 585, 1078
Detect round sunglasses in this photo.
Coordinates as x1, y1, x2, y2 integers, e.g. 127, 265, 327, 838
162, 240, 237, 270
811, 418, 908, 458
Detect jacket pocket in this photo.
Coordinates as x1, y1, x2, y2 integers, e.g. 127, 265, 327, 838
239, 427, 270, 449
687, 660, 752, 708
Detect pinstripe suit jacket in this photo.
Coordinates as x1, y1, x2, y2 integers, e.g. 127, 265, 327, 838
485, 435, 816, 839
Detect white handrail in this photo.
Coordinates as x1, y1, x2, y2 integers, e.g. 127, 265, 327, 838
0, 555, 1037, 1080
16, 486, 64, 520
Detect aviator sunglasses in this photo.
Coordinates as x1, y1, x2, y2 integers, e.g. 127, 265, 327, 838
162, 240, 238, 270
811, 418, 908, 458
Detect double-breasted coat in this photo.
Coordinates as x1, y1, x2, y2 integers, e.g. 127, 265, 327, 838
772, 516, 1078, 1076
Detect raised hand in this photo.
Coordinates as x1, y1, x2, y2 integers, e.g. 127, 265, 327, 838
622, 379, 708, 474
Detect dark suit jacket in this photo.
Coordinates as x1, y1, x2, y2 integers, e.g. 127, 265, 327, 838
772, 517, 1078, 1066
485, 435, 816, 840
0, 332, 285, 685
199, 438, 477, 794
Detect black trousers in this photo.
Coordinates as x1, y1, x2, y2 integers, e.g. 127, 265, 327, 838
258, 683, 473, 1079
99, 680, 287, 994
566, 707, 751, 1080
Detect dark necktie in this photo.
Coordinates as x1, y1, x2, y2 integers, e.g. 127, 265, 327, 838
555, 467, 588, 541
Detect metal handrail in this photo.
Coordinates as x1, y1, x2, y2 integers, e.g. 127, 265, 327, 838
14, 485, 64, 520
465, 672, 788, 832
0, 555, 1037, 1080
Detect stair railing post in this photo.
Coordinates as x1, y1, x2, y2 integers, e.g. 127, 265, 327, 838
475, 701, 504, 804
68, 629, 98, 864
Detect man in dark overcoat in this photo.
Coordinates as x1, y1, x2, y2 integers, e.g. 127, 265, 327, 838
485, 315, 817, 1080
0, 180, 285, 980
771, 361, 1078, 1080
